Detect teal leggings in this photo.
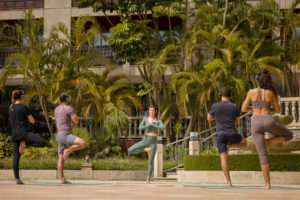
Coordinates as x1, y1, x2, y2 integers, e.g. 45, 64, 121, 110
128, 135, 157, 177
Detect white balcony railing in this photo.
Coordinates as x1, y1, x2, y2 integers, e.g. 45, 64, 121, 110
279, 96, 300, 127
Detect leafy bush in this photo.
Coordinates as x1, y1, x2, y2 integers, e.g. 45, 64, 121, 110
22, 147, 49, 158
184, 154, 300, 171
91, 128, 123, 159
1, 157, 82, 170
163, 145, 187, 161
0, 133, 13, 158
201, 147, 219, 155
0, 157, 177, 170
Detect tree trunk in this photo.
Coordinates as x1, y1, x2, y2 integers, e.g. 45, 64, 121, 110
223, 0, 228, 27
283, 31, 292, 97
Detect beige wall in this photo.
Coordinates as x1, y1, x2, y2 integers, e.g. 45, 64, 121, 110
43, 0, 72, 38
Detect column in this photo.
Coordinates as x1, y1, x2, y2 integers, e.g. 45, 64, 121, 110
189, 132, 199, 155
154, 136, 163, 178
43, 0, 72, 39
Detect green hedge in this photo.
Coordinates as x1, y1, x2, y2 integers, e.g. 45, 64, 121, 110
184, 154, 300, 171
0, 157, 177, 170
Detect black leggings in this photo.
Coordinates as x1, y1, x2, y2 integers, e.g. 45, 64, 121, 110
12, 132, 47, 179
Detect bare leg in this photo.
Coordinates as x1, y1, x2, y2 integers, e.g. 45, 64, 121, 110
19, 141, 26, 154
265, 136, 285, 153
144, 147, 151, 158
265, 136, 285, 146
63, 137, 86, 161
261, 164, 270, 189
57, 152, 67, 183
220, 151, 232, 187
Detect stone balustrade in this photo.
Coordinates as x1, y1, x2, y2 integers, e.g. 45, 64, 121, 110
279, 96, 300, 127
76, 96, 300, 139
77, 116, 191, 139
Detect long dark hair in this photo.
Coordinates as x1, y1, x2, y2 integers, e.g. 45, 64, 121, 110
257, 69, 277, 95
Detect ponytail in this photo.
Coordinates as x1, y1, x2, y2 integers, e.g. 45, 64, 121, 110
257, 69, 277, 96
10, 90, 20, 111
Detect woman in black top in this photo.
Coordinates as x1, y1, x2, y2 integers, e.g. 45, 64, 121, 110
8, 90, 47, 184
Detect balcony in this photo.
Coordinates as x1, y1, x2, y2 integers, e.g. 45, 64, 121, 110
0, 47, 20, 68
0, 0, 44, 10
0, 46, 116, 68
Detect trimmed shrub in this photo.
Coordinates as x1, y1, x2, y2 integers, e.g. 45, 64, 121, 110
0, 157, 176, 170
0, 157, 81, 170
0, 133, 13, 158
184, 154, 300, 171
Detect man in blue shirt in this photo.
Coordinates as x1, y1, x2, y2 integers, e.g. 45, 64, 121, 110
207, 87, 246, 186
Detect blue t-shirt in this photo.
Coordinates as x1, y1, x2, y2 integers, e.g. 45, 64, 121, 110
209, 101, 239, 134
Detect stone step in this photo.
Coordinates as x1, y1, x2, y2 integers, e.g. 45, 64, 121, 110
152, 177, 177, 182
165, 172, 178, 179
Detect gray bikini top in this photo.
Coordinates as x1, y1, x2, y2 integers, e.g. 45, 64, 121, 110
252, 88, 271, 110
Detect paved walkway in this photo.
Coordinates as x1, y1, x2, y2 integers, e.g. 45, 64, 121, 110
0, 180, 299, 200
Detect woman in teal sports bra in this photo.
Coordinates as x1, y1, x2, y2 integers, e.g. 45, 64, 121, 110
128, 105, 164, 183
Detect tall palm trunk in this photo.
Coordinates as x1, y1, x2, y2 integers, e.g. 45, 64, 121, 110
36, 83, 53, 136
223, 0, 228, 27
283, 31, 292, 97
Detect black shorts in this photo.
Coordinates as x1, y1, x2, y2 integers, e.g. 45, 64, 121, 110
216, 133, 242, 154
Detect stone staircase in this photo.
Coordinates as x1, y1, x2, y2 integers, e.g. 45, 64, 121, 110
153, 169, 183, 182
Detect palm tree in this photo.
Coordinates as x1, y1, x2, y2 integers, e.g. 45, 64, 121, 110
0, 10, 54, 135
171, 59, 245, 141
280, 0, 300, 96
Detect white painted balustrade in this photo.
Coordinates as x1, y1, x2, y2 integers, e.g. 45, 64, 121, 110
278, 97, 300, 127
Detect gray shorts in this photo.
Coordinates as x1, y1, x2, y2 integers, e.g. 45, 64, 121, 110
56, 133, 77, 153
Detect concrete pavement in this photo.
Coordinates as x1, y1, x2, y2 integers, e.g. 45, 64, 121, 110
0, 180, 299, 200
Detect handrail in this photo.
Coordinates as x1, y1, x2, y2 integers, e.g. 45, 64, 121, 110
164, 111, 253, 147
163, 111, 253, 174
164, 126, 216, 147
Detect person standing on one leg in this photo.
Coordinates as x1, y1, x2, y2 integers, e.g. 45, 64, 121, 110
207, 87, 247, 187
54, 93, 86, 184
8, 90, 47, 185
128, 105, 164, 184
241, 69, 293, 189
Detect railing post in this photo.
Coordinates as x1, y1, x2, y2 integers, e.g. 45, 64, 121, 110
154, 136, 163, 179
292, 101, 296, 123
189, 132, 199, 155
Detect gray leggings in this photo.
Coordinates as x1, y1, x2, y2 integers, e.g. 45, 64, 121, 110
128, 135, 157, 177
251, 114, 293, 165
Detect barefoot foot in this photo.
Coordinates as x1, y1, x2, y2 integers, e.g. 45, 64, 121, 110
264, 183, 270, 189
60, 178, 71, 184
16, 179, 24, 185
146, 177, 150, 184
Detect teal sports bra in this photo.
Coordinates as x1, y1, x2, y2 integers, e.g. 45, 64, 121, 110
139, 118, 165, 134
